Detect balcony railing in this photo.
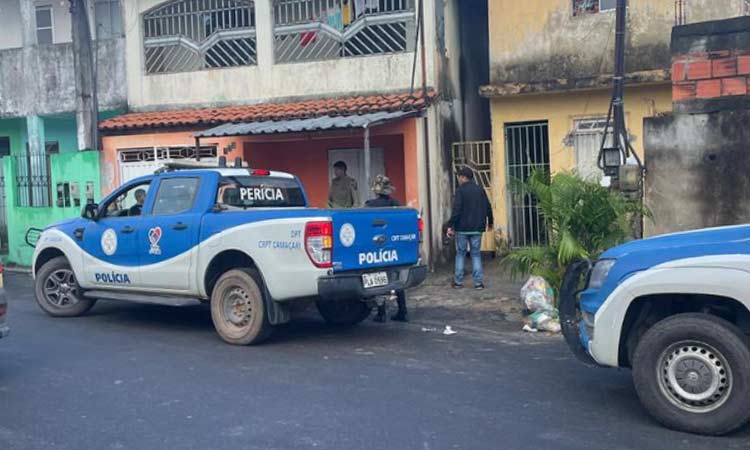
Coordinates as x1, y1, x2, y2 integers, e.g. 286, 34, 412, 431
272, 0, 416, 63
143, 0, 257, 74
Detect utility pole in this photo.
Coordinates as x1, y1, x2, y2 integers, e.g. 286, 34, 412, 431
69, 0, 99, 151
598, 0, 645, 238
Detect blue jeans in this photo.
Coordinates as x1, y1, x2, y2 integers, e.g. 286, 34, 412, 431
454, 233, 483, 286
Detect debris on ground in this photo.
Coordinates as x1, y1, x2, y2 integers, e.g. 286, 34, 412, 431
520, 276, 561, 333
442, 326, 457, 336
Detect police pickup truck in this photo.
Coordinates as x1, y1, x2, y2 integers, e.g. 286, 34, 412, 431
560, 225, 750, 435
31, 164, 426, 345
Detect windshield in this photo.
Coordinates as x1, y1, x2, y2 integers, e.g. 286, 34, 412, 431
217, 176, 306, 209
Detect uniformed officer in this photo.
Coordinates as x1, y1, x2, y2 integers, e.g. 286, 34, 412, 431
366, 175, 409, 323
328, 161, 359, 208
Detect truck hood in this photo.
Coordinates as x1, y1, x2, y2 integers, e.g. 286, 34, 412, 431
602, 224, 750, 261
46, 217, 82, 230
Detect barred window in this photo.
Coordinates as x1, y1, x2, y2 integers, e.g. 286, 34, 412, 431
143, 0, 257, 74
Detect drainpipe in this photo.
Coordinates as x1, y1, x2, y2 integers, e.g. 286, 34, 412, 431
363, 124, 371, 207
418, 0, 435, 269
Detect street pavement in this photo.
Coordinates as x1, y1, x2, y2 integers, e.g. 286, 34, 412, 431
0, 273, 748, 450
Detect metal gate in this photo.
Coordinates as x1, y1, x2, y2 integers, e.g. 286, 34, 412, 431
505, 121, 550, 248
118, 146, 219, 184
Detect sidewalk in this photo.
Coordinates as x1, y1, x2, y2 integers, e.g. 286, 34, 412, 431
405, 257, 527, 334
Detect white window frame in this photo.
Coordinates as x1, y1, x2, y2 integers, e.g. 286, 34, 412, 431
573, 0, 624, 16
35, 5, 54, 45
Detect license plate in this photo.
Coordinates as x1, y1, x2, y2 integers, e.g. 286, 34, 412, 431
362, 272, 388, 289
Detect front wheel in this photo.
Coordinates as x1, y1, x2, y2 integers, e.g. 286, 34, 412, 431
316, 300, 371, 326
210, 268, 272, 345
632, 313, 750, 435
34, 256, 96, 317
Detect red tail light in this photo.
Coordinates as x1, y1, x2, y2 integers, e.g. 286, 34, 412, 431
0, 261, 4, 274
305, 221, 333, 268
0, 303, 6, 317
418, 217, 424, 243
251, 169, 271, 176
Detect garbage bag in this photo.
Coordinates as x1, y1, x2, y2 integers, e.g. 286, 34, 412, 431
521, 276, 561, 333
521, 276, 555, 313
529, 310, 561, 333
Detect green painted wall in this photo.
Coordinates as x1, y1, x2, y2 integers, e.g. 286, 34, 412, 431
0, 114, 110, 267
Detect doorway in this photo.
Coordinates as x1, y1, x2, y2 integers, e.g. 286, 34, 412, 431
505, 121, 550, 248
328, 148, 385, 205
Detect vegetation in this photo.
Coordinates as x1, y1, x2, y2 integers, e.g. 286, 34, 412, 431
503, 170, 649, 296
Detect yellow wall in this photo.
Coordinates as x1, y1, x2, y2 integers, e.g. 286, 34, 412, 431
489, 84, 672, 235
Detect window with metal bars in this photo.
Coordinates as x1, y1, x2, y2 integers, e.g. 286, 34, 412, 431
14, 150, 52, 208
143, 0, 257, 74
272, 0, 416, 63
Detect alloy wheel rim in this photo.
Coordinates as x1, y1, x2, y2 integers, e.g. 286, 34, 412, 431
657, 341, 732, 413
44, 269, 80, 307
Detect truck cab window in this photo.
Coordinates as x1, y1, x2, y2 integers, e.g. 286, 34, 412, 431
102, 182, 151, 218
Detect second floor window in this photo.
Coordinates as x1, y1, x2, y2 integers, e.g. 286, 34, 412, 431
95, 0, 123, 39
36, 6, 54, 45
143, 0, 257, 74
573, 0, 621, 16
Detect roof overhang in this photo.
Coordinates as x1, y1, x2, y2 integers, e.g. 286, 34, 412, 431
479, 69, 671, 99
194, 110, 420, 139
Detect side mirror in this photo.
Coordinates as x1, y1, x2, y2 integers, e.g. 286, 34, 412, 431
82, 203, 99, 221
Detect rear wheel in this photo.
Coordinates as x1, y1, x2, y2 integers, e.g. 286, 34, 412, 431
210, 269, 272, 345
632, 313, 750, 435
34, 256, 96, 317
316, 300, 371, 326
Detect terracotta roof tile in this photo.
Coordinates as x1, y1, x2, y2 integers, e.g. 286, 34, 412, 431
101, 91, 437, 132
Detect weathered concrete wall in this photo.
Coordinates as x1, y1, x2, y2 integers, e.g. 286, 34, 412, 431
0, 38, 127, 118
644, 110, 750, 236
488, 0, 744, 85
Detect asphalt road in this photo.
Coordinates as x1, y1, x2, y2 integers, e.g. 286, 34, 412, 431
1, 273, 748, 450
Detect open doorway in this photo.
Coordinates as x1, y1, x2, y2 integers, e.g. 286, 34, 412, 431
328, 148, 385, 205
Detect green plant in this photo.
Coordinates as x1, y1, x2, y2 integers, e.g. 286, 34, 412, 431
503, 169, 649, 296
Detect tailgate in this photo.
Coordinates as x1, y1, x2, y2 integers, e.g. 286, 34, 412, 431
331, 209, 420, 272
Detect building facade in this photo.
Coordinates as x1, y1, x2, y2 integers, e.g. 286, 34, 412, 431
0, 0, 126, 265
100, 0, 490, 263
481, 0, 745, 247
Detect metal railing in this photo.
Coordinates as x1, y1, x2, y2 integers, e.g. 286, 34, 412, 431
272, 0, 416, 63
451, 141, 492, 195
13, 153, 52, 208
143, 0, 257, 74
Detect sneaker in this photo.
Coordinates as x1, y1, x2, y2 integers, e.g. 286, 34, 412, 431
475, 284, 485, 291
452, 283, 464, 289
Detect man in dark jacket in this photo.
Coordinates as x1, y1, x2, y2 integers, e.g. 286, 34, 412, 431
447, 168, 494, 290
366, 175, 409, 322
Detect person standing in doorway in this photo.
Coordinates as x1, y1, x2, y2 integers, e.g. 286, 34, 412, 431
447, 167, 493, 290
328, 161, 359, 208
366, 175, 409, 322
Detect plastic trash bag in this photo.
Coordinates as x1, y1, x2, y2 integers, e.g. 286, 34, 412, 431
521, 276, 561, 333
521, 276, 555, 313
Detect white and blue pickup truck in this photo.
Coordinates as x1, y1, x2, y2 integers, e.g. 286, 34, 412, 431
31, 164, 426, 345
560, 225, 750, 436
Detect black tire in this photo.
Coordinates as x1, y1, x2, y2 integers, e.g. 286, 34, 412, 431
210, 268, 272, 345
316, 300, 371, 326
34, 256, 96, 317
632, 313, 750, 435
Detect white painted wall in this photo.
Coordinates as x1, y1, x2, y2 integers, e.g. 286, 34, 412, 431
124, 0, 440, 110
0, 0, 23, 49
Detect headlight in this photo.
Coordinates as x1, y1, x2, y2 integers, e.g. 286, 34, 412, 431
588, 259, 616, 289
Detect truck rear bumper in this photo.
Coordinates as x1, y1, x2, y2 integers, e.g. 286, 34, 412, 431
318, 265, 427, 301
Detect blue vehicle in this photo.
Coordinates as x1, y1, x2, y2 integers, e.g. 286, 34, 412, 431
560, 225, 750, 435
32, 162, 426, 345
